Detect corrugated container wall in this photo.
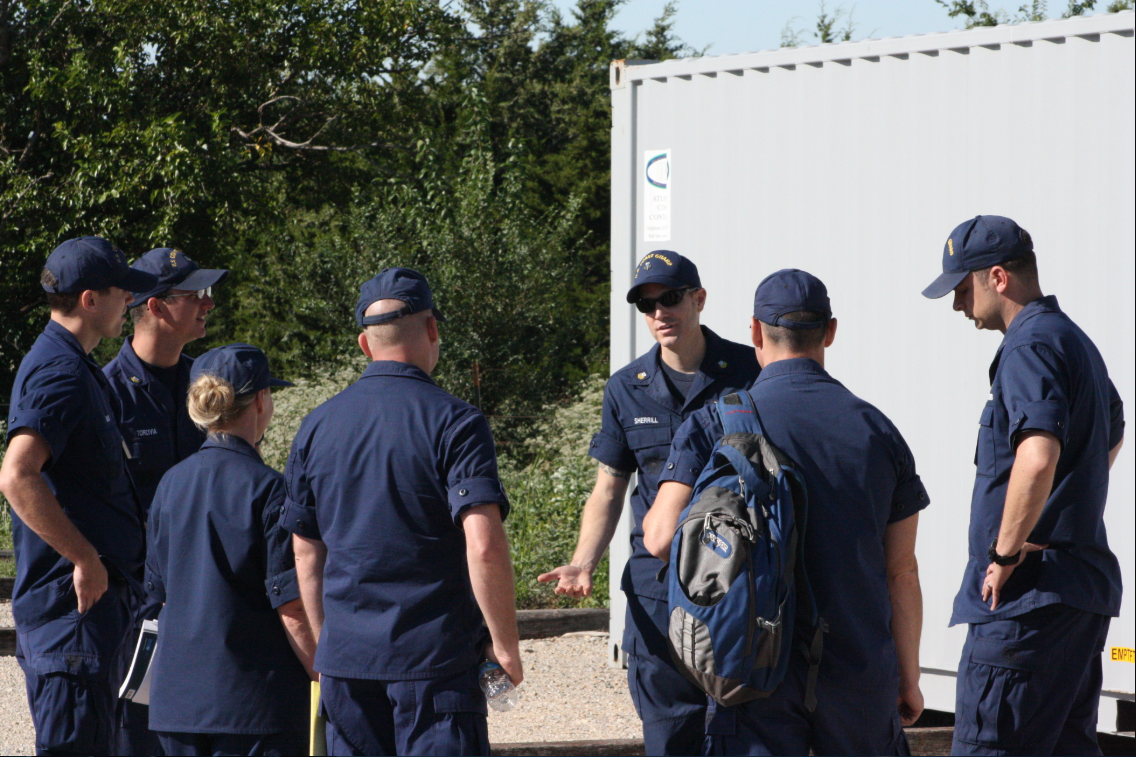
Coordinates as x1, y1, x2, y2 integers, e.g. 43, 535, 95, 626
607, 12, 1135, 731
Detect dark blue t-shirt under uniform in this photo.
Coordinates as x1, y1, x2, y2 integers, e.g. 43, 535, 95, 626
952, 295, 1125, 625
660, 358, 930, 691
6, 321, 144, 646
145, 434, 307, 734
104, 336, 206, 515
588, 327, 760, 605
282, 360, 509, 681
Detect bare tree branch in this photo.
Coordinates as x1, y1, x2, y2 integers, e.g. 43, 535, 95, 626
1, 171, 54, 224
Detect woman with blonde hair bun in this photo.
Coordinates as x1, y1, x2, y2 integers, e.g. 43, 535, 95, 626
144, 343, 315, 756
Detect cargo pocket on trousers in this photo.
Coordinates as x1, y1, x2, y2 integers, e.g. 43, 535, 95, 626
433, 682, 489, 756
955, 637, 1045, 749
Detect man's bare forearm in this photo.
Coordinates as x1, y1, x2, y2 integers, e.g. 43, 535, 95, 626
464, 506, 519, 649
278, 597, 319, 680
643, 481, 693, 559
884, 512, 923, 721
1109, 438, 1123, 470
996, 431, 1060, 555
569, 466, 631, 573
889, 566, 923, 689
293, 534, 327, 642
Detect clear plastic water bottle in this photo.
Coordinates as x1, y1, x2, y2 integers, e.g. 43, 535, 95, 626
478, 660, 520, 712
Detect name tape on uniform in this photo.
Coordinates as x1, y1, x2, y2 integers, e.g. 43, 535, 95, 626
1109, 647, 1134, 663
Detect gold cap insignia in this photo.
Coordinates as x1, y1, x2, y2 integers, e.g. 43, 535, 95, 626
948, 238, 955, 256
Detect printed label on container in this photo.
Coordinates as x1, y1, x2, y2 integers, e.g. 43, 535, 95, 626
644, 149, 671, 242
1109, 647, 1134, 663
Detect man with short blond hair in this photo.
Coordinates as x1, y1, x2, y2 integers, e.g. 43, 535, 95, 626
285, 267, 521, 756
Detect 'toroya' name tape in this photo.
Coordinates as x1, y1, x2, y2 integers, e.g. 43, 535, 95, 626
1110, 647, 1134, 663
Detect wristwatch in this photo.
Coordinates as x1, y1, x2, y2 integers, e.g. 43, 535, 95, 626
988, 540, 1021, 566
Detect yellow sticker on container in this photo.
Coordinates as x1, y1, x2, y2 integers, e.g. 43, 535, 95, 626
1110, 647, 1134, 663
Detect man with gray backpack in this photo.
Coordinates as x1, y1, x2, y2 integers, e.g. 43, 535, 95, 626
643, 269, 928, 755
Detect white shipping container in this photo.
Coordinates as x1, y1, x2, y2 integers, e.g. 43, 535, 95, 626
606, 12, 1135, 733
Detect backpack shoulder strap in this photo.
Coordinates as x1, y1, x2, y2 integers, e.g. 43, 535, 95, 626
716, 391, 765, 437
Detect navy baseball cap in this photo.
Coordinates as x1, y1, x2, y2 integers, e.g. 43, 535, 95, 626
129, 248, 230, 308
922, 215, 1033, 299
753, 269, 832, 330
42, 237, 159, 295
190, 343, 293, 397
626, 251, 701, 303
355, 267, 446, 328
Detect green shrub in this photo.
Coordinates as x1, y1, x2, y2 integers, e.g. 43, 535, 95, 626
502, 374, 608, 609
259, 362, 366, 474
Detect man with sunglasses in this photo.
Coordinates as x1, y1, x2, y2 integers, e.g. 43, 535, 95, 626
102, 247, 228, 756
539, 251, 759, 755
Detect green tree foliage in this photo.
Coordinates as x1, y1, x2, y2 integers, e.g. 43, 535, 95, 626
782, 1, 858, 48
934, 0, 1128, 26
221, 121, 593, 429
2, 0, 699, 401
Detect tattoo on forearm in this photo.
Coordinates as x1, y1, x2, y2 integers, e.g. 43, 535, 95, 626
600, 463, 632, 479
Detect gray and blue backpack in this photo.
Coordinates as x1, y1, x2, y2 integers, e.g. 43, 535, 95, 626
665, 391, 827, 709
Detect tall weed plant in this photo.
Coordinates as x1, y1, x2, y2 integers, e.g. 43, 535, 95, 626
503, 374, 608, 609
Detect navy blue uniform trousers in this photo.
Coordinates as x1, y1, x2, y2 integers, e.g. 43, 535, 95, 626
320, 666, 489, 756
952, 603, 1110, 756
156, 730, 306, 756
702, 652, 909, 756
626, 593, 709, 756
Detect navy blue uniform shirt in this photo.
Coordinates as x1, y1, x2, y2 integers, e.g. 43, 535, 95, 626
6, 321, 144, 637
589, 327, 759, 601
104, 336, 206, 515
282, 360, 509, 680
661, 358, 930, 690
145, 434, 306, 734
951, 295, 1125, 625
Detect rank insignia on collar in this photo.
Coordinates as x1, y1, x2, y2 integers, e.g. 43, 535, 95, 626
637, 372, 648, 380
718, 360, 727, 368
130, 376, 140, 383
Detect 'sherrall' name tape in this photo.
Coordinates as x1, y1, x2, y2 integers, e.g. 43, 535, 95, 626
1109, 647, 1134, 663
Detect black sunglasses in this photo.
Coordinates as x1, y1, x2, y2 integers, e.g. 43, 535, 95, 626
635, 287, 696, 314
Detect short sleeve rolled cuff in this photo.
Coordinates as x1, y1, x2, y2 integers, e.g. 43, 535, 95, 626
589, 431, 636, 473
6, 371, 85, 463
658, 448, 710, 487
281, 501, 321, 541
888, 475, 930, 524
447, 477, 510, 524
1009, 399, 1069, 449
265, 566, 301, 609
1107, 379, 1124, 450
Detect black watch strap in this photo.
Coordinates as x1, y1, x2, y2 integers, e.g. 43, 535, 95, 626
988, 540, 1022, 566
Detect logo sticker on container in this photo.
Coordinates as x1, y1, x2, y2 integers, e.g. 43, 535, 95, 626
645, 149, 671, 242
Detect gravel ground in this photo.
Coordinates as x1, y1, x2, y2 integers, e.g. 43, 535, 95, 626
0, 613, 639, 754
1, 601, 35, 756
488, 632, 641, 744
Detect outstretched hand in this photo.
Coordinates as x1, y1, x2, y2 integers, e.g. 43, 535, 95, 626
537, 565, 593, 598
